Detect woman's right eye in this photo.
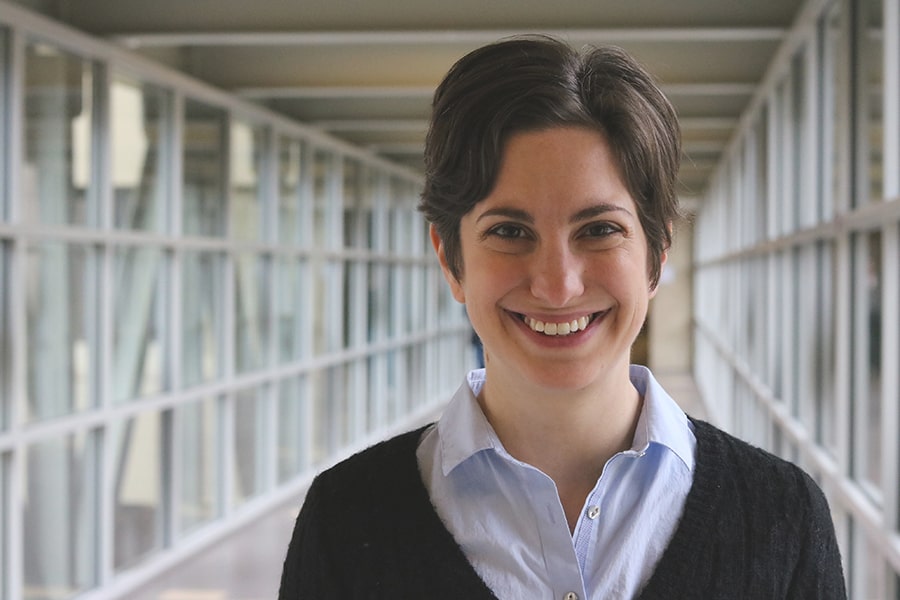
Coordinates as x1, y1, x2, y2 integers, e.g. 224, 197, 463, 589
488, 223, 526, 239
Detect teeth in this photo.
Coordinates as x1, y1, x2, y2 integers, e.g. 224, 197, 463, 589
524, 314, 594, 336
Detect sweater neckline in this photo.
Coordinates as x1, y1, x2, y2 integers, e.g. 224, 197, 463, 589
401, 418, 724, 599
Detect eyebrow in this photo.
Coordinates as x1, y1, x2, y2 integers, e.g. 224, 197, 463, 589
475, 203, 633, 225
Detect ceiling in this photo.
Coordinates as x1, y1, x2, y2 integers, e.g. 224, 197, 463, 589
13, 0, 807, 198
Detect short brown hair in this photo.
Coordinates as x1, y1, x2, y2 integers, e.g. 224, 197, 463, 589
419, 36, 681, 288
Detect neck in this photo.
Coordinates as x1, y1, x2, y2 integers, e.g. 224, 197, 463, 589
478, 363, 643, 530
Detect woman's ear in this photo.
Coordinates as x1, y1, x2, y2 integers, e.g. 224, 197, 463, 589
649, 246, 669, 299
430, 224, 466, 303
649, 222, 674, 298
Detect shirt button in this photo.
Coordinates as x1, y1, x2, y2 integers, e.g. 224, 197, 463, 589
587, 505, 601, 519
564, 593, 579, 600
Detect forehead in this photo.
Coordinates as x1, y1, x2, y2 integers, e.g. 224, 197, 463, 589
478, 127, 634, 213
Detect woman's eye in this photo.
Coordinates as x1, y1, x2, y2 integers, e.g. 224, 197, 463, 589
584, 222, 621, 237
488, 224, 526, 239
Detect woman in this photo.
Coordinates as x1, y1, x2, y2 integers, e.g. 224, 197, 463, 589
279, 36, 846, 599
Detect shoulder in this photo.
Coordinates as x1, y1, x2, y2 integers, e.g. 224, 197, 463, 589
642, 419, 845, 598
307, 425, 431, 507
693, 419, 805, 476
689, 418, 831, 523
291, 425, 435, 557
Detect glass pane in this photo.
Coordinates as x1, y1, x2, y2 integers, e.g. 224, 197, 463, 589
368, 262, 388, 343
0, 29, 7, 221
235, 253, 270, 373
277, 376, 307, 482
862, 232, 882, 493
24, 41, 94, 226
865, 0, 883, 203
112, 412, 162, 571
851, 232, 883, 502
278, 138, 302, 245
392, 265, 412, 336
113, 247, 165, 402
409, 342, 426, 407
313, 260, 344, 354
111, 76, 168, 231
310, 365, 348, 462
412, 264, 427, 332
343, 159, 373, 249
790, 51, 807, 230
233, 387, 266, 506
387, 349, 406, 421
343, 266, 354, 352
183, 99, 226, 237
25, 242, 95, 422
176, 396, 219, 534
754, 111, 769, 239
181, 251, 224, 387
275, 256, 305, 363
230, 120, 266, 241
313, 149, 336, 249
0, 453, 6, 593
367, 354, 384, 431
389, 178, 414, 253
816, 241, 838, 454
23, 432, 97, 599
0, 243, 8, 429
822, 2, 842, 220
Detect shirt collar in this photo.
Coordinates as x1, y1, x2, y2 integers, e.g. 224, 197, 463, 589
437, 366, 695, 476
627, 364, 695, 471
437, 369, 500, 476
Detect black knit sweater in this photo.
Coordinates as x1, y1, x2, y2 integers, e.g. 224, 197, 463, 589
278, 419, 846, 599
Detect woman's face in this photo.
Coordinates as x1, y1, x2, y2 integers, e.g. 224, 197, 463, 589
433, 126, 664, 394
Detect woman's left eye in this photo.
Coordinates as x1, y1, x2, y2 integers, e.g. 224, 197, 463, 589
583, 222, 621, 238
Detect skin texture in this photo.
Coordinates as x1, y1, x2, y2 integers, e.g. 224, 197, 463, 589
431, 126, 667, 530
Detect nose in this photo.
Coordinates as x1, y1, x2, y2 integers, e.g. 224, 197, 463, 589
528, 238, 585, 307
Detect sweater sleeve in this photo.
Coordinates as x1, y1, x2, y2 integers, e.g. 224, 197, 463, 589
786, 472, 847, 599
277, 475, 342, 599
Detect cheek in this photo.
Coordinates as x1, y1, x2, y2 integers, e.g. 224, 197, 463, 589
596, 256, 654, 313
472, 256, 521, 290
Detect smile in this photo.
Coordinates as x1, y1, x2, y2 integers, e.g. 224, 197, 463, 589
522, 313, 597, 336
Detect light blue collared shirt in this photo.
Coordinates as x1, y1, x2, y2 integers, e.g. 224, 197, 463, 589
416, 366, 696, 600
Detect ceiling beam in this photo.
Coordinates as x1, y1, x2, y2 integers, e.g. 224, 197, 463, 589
663, 83, 756, 96
113, 27, 786, 49
682, 141, 727, 154
365, 141, 728, 156
678, 117, 738, 130
238, 86, 434, 100
312, 119, 429, 131
237, 82, 754, 100
368, 142, 424, 154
